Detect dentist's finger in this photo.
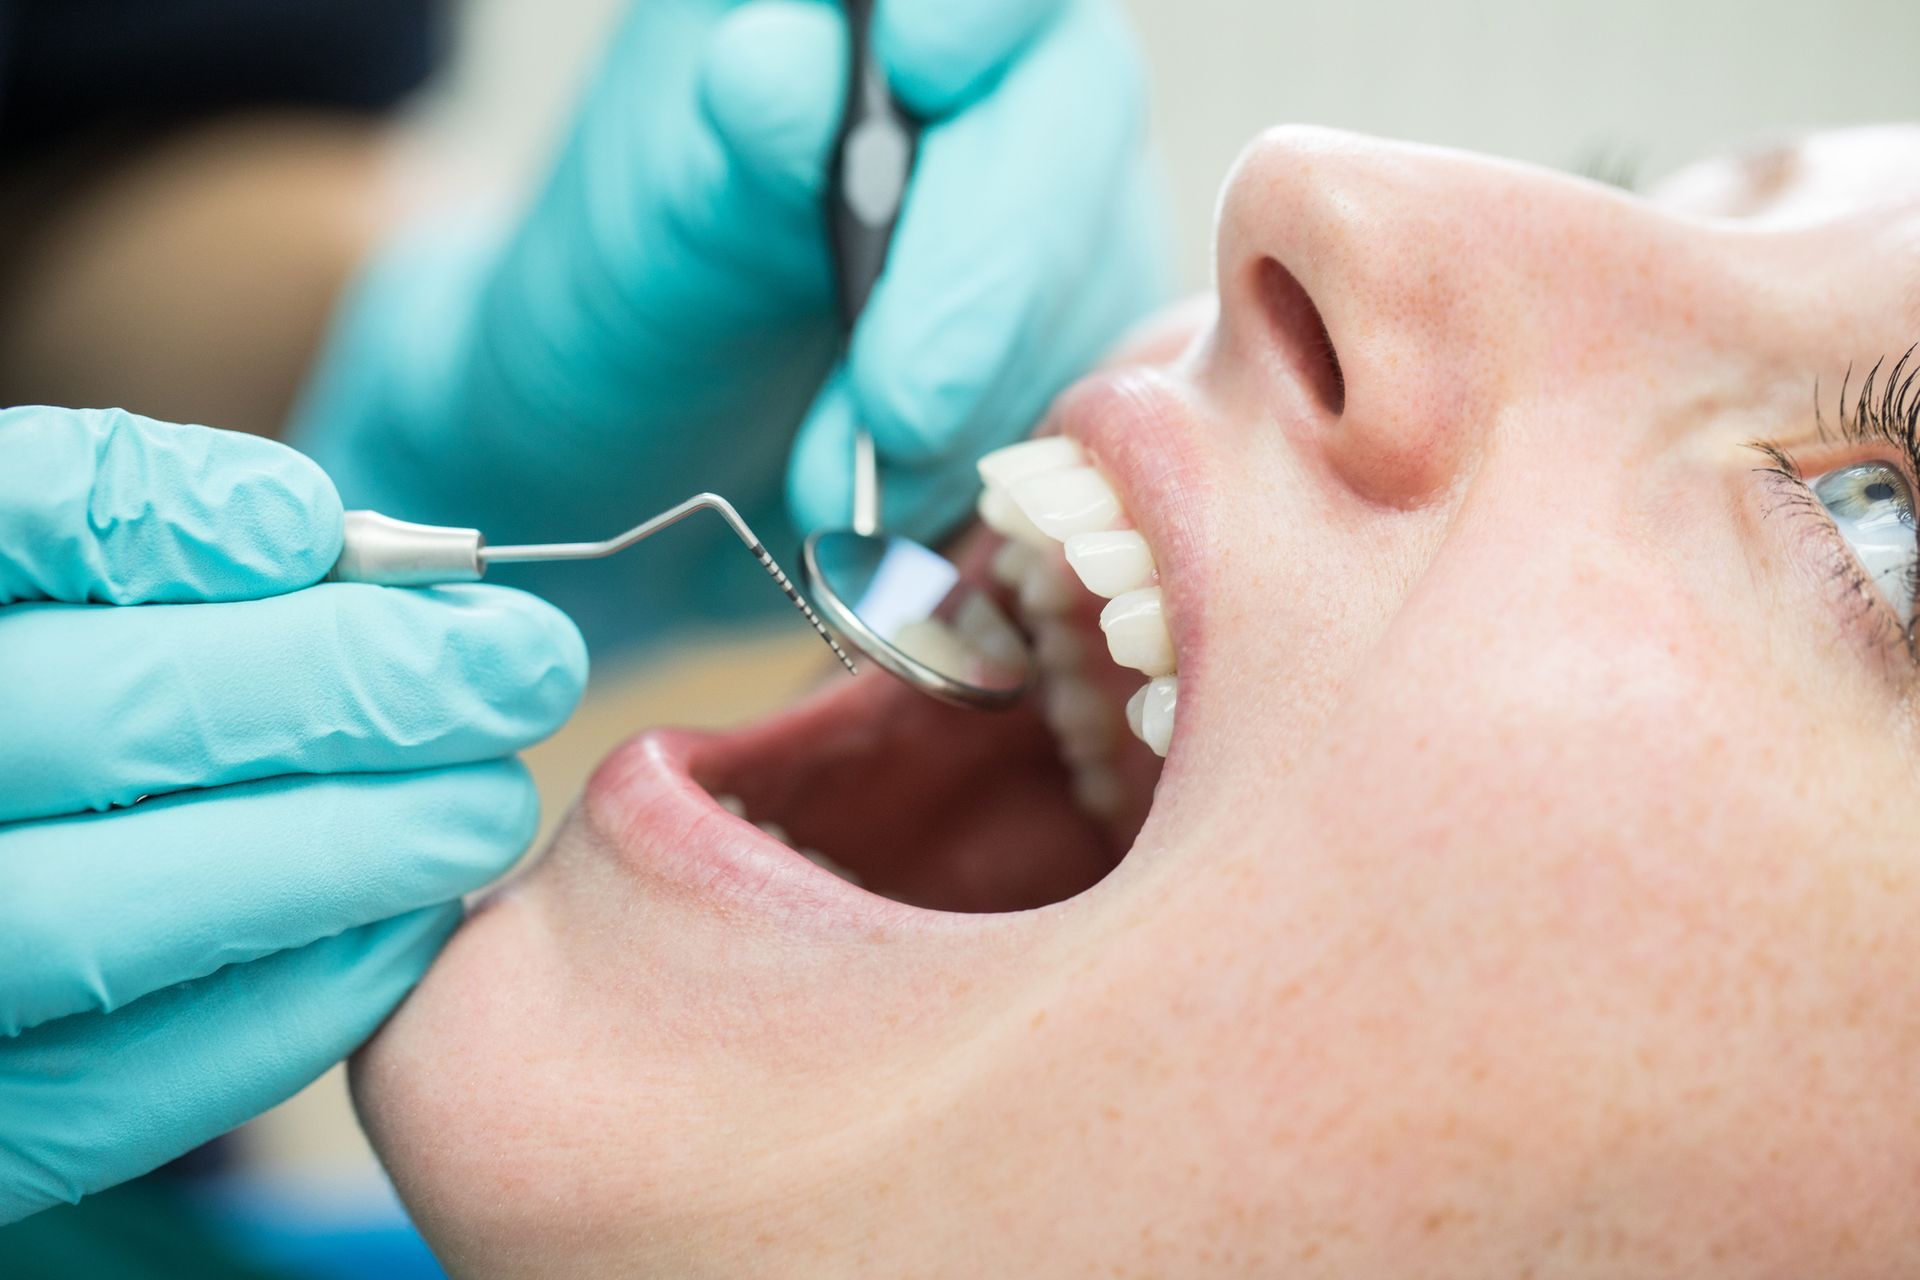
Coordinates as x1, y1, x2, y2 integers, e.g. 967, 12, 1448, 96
0, 583, 585, 824
786, 182, 1165, 537
0, 762, 536, 1036
700, 0, 1071, 209
0, 406, 341, 607
782, 0, 1167, 535
838, 0, 1166, 467
0, 906, 460, 1224
875, 0, 1067, 118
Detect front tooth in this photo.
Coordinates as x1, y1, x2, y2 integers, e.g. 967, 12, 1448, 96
1019, 557, 1078, 616
716, 794, 748, 818
978, 488, 1054, 549
1099, 587, 1176, 677
953, 594, 1027, 669
1009, 466, 1123, 541
756, 820, 791, 845
1064, 530, 1155, 598
1136, 675, 1178, 757
977, 436, 1086, 489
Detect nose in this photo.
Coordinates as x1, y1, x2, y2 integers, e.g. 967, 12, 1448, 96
1211, 126, 1650, 505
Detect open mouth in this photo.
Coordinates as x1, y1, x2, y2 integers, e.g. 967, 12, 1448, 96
583, 375, 1202, 917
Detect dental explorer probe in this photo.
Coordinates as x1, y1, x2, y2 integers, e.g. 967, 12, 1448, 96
327, 494, 859, 675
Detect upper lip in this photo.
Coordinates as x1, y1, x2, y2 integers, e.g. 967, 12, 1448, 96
1042, 363, 1216, 685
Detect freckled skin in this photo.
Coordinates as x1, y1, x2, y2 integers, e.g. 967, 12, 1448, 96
354, 126, 1920, 1276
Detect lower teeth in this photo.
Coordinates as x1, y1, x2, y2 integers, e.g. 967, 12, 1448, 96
711, 794, 867, 889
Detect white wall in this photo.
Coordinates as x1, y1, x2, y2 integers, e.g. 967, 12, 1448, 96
1128, 0, 1920, 284
430, 0, 1920, 288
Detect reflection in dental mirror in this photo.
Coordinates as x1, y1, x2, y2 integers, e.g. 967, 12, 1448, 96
804, 530, 1031, 708
1814, 462, 1919, 619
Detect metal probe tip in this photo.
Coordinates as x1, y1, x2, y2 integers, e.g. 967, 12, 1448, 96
478, 493, 857, 676
743, 540, 860, 676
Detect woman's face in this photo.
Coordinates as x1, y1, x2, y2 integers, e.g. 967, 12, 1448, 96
355, 125, 1920, 1276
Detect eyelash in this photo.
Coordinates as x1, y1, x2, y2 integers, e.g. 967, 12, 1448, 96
1749, 344, 1920, 657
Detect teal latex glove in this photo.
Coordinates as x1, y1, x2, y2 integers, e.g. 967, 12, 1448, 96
0, 407, 587, 1224
291, 0, 1166, 648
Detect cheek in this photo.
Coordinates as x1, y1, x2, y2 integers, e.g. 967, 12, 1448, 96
1226, 571, 1920, 1259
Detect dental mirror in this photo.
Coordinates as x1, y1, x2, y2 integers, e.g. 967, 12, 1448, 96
799, 0, 1033, 711
804, 433, 1030, 709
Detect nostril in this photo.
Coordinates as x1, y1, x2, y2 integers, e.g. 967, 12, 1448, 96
1252, 256, 1345, 417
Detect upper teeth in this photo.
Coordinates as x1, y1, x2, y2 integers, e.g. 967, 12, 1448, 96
1064, 530, 1155, 596
1098, 588, 1175, 677
1126, 677, 1179, 757
1009, 467, 1124, 541
976, 437, 1180, 763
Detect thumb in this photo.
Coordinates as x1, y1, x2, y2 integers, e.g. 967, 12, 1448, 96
702, 0, 1069, 202
785, 367, 993, 541
698, 2, 847, 213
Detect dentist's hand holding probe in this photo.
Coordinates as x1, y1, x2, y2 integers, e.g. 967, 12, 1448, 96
0, 407, 585, 1223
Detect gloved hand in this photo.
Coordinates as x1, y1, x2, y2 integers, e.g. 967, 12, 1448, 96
291, 0, 1166, 648
0, 407, 586, 1224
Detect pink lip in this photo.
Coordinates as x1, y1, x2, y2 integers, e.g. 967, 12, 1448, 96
581, 678, 940, 935
1045, 364, 1218, 707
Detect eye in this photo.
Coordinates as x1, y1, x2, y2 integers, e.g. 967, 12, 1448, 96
1812, 462, 1918, 620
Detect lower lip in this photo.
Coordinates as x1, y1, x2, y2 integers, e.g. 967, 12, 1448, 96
580, 678, 938, 933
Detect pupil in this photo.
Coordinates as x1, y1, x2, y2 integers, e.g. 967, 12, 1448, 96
1866, 481, 1896, 502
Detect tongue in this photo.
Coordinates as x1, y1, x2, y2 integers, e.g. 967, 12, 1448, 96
691, 670, 1124, 913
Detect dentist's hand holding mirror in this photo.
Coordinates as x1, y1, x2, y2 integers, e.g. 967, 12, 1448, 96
801, 0, 1037, 709
294, 0, 1168, 650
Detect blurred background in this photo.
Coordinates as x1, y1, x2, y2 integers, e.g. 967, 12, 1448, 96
6, 0, 1918, 1274
428, 0, 1920, 290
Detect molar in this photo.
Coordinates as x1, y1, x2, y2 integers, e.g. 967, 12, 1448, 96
990, 539, 1038, 589
1098, 587, 1176, 677
1018, 556, 1079, 616
1064, 530, 1155, 598
1070, 764, 1125, 819
954, 594, 1027, 668
1042, 676, 1114, 764
1031, 618, 1086, 672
